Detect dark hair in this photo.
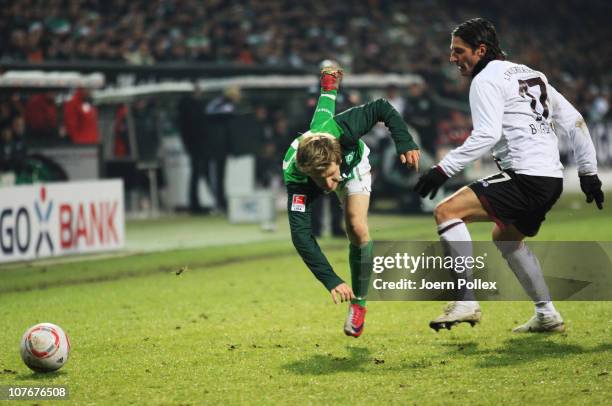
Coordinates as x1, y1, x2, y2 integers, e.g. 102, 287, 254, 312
452, 18, 506, 61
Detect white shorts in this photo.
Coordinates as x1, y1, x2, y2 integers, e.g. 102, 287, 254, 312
335, 145, 372, 202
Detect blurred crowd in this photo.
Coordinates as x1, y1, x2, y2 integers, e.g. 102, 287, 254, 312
1, 0, 610, 210
1, 0, 610, 114
172, 81, 464, 213
0, 89, 100, 175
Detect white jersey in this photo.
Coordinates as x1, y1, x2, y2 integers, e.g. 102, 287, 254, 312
439, 60, 598, 178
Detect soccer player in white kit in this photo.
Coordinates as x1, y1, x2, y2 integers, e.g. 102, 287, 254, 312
415, 18, 604, 333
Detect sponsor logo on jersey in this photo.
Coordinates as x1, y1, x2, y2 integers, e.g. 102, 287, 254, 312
291, 194, 306, 212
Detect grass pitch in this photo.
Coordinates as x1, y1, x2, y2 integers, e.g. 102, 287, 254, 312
0, 194, 610, 404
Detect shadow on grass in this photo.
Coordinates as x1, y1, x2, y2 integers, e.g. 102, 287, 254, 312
282, 346, 371, 375
441, 336, 612, 368
439, 341, 480, 355
14, 370, 68, 380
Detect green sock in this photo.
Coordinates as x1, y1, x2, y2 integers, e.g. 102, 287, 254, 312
351, 298, 367, 306
349, 241, 373, 305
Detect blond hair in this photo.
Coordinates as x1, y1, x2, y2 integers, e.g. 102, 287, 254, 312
296, 133, 341, 175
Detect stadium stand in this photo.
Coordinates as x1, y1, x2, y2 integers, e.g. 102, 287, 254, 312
0, 0, 609, 212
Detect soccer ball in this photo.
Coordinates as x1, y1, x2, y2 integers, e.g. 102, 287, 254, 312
20, 323, 70, 372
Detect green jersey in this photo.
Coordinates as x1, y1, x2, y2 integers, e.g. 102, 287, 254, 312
284, 87, 419, 291
283, 90, 417, 189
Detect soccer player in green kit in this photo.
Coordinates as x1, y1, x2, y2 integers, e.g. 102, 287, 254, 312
283, 65, 420, 337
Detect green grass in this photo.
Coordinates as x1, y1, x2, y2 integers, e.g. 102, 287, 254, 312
0, 195, 610, 404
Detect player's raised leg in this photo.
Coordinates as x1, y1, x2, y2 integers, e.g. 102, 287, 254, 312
492, 225, 565, 333
309, 66, 342, 133
429, 186, 488, 331
342, 192, 372, 337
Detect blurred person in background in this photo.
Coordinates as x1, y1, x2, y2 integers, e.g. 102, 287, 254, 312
588, 89, 609, 123
0, 115, 26, 173
112, 104, 130, 158
132, 98, 163, 209
0, 126, 16, 171
404, 81, 437, 156
0, 97, 19, 129
385, 84, 406, 118
24, 92, 62, 143
204, 85, 242, 212
178, 83, 208, 213
434, 110, 472, 161
226, 92, 259, 158
63, 88, 99, 144
253, 104, 277, 187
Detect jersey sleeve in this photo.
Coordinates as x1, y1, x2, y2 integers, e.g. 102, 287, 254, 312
548, 84, 598, 175
334, 98, 418, 153
286, 183, 344, 291
438, 78, 504, 177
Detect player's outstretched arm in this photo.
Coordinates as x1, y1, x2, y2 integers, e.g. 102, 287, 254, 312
437, 78, 503, 178
416, 78, 504, 199
287, 185, 346, 295
334, 98, 420, 170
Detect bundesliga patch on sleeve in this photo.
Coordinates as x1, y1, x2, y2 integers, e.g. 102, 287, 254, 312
291, 194, 306, 212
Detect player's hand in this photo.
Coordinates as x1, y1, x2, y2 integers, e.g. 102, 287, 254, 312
579, 174, 604, 210
320, 65, 343, 92
399, 149, 420, 172
330, 283, 355, 304
414, 166, 449, 199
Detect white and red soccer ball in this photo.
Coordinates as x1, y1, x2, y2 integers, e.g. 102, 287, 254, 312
20, 323, 70, 372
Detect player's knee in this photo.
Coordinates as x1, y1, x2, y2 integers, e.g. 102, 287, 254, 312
492, 226, 504, 242
494, 240, 522, 258
434, 201, 455, 224
492, 227, 522, 256
346, 221, 369, 245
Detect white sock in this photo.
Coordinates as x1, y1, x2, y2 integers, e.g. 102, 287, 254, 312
535, 301, 557, 316
498, 242, 554, 315
437, 219, 476, 302
437, 219, 471, 241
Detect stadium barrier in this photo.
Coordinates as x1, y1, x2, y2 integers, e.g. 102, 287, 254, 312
0, 180, 125, 263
